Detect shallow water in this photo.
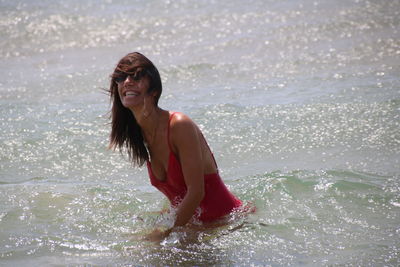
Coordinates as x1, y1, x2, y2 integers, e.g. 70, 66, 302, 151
1, 0, 399, 266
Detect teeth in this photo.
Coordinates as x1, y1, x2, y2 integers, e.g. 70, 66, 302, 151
126, 92, 139, 96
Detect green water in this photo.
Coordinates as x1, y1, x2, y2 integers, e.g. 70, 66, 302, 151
1, 0, 399, 265
1, 169, 398, 265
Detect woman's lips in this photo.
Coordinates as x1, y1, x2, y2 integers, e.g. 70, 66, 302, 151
124, 90, 140, 97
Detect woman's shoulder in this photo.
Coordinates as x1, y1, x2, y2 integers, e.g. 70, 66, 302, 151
169, 112, 199, 138
169, 112, 195, 127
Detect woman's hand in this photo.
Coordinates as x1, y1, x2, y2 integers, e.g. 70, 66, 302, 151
143, 228, 172, 242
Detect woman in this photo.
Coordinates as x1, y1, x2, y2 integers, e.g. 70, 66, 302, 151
108, 52, 242, 238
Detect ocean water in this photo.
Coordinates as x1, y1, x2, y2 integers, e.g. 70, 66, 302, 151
1, 0, 399, 266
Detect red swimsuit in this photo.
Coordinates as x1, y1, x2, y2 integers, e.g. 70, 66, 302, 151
147, 112, 242, 222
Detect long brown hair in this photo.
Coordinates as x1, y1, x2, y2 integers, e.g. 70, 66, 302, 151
108, 52, 162, 166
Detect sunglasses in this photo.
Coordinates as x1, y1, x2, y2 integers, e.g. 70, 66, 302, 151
114, 70, 147, 84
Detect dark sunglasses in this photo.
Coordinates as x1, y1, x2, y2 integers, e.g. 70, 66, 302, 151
114, 70, 147, 84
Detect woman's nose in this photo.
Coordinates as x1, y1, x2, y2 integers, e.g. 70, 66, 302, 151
123, 75, 135, 84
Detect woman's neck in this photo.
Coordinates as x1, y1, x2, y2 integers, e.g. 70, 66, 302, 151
130, 105, 163, 145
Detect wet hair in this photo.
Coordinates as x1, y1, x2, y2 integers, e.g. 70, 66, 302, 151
108, 52, 162, 166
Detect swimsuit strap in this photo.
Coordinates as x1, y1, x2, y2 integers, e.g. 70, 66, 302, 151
200, 132, 219, 172
167, 112, 177, 152
168, 112, 219, 172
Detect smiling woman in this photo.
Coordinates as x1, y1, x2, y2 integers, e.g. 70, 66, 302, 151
108, 52, 244, 240
109, 52, 163, 166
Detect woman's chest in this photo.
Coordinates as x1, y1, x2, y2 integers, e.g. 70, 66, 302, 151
148, 146, 170, 182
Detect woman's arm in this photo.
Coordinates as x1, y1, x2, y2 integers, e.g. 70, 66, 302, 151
170, 113, 205, 227
143, 113, 205, 242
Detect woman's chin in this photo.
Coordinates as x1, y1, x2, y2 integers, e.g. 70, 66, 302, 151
122, 99, 142, 109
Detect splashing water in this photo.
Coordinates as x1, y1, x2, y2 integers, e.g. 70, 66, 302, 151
1, 0, 399, 266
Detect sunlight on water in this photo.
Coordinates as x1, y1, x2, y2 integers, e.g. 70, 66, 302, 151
1, 169, 399, 265
1, 0, 399, 265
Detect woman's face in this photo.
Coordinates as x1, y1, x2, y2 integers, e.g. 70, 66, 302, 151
116, 71, 151, 109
